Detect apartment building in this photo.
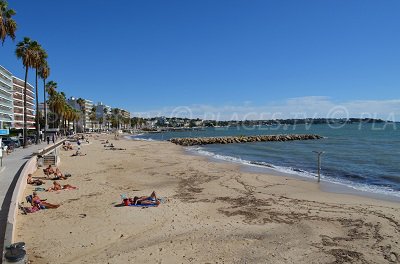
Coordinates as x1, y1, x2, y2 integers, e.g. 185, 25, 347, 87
0, 65, 14, 129
13, 77, 35, 130
67, 97, 94, 131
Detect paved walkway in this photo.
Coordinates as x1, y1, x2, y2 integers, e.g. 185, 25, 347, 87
0, 141, 56, 257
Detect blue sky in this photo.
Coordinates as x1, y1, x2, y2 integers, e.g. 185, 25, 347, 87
1, 0, 399, 120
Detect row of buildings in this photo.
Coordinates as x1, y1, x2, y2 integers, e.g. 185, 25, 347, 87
1, 64, 131, 133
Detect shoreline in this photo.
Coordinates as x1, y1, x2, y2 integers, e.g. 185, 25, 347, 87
132, 135, 400, 203
15, 134, 400, 263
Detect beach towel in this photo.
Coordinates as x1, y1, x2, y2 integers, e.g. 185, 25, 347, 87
128, 203, 158, 207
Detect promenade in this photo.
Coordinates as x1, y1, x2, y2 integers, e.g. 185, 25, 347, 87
0, 141, 50, 256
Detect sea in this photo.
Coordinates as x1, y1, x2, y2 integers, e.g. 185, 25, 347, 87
130, 123, 400, 201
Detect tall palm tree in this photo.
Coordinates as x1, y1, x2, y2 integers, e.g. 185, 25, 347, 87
38, 62, 50, 136
45, 80, 57, 97
112, 108, 121, 129
0, 0, 17, 45
33, 44, 47, 144
45, 81, 58, 128
48, 92, 65, 130
89, 106, 97, 131
103, 107, 109, 130
16, 37, 39, 147
72, 110, 80, 133
76, 98, 86, 132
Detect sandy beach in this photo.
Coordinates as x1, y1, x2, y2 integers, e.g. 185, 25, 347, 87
15, 134, 400, 264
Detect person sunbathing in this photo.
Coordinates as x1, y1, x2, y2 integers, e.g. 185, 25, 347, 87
62, 143, 73, 151
71, 150, 86, 157
27, 174, 45, 186
132, 191, 160, 205
53, 168, 67, 180
32, 191, 60, 209
47, 181, 77, 192
43, 165, 55, 177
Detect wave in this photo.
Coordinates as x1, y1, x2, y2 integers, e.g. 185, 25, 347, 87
186, 146, 400, 199
127, 135, 155, 141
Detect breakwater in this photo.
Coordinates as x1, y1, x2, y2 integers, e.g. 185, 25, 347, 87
169, 134, 323, 146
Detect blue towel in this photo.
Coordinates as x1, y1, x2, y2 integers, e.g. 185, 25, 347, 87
129, 203, 158, 207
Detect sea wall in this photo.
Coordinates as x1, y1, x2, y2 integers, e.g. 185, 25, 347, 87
169, 134, 323, 146
2, 139, 66, 264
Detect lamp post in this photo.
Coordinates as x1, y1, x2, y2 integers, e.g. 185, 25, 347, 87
313, 151, 325, 183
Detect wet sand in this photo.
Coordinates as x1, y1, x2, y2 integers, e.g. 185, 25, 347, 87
16, 134, 400, 263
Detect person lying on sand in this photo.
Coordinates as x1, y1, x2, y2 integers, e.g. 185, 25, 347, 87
27, 174, 45, 186
32, 191, 60, 209
43, 165, 55, 177
47, 168, 67, 180
131, 191, 160, 206
53, 168, 67, 180
62, 142, 73, 151
71, 150, 87, 157
107, 147, 126, 151
47, 181, 77, 192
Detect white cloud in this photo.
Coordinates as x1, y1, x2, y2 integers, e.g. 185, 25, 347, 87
131, 96, 400, 121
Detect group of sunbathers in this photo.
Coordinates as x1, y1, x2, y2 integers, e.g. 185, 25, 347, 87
43, 165, 70, 180
24, 165, 79, 213
62, 142, 74, 151
23, 191, 61, 213
122, 191, 160, 206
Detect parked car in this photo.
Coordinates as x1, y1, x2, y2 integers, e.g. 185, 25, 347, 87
1, 139, 17, 149
4, 137, 21, 148
11, 138, 21, 148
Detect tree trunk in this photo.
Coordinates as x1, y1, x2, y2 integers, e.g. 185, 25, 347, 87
43, 78, 47, 139
35, 69, 40, 144
23, 66, 29, 148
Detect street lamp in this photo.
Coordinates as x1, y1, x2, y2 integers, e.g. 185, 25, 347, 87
312, 151, 325, 183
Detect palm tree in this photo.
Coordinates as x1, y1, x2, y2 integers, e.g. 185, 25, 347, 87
33, 44, 47, 144
48, 92, 65, 130
45, 80, 57, 97
38, 62, 50, 136
72, 110, 80, 133
112, 108, 121, 130
103, 107, 109, 130
89, 106, 97, 131
98, 117, 104, 131
15, 37, 39, 147
45, 81, 58, 128
76, 98, 86, 132
0, 0, 17, 45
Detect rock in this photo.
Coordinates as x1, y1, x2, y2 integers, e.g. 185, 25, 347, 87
169, 134, 322, 146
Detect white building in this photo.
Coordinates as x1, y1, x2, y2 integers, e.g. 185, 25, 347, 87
13, 77, 35, 130
95, 102, 111, 130
67, 97, 94, 132
0, 65, 14, 129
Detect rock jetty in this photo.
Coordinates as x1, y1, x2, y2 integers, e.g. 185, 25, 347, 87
169, 134, 323, 146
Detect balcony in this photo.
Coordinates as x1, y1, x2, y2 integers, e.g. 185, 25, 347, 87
13, 88, 35, 100
14, 116, 35, 122
13, 95, 35, 106
13, 123, 35, 130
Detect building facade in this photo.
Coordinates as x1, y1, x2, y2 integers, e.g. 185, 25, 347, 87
13, 77, 35, 130
0, 65, 14, 129
95, 102, 111, 130
37, 102, 49, 117
67, 97, 94, 132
